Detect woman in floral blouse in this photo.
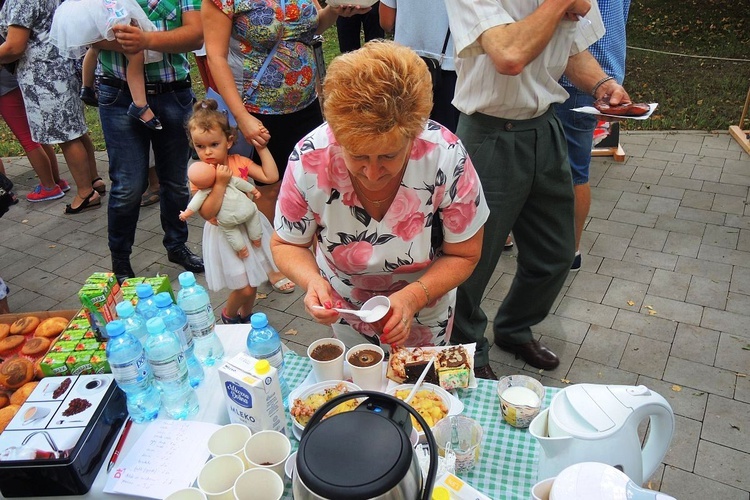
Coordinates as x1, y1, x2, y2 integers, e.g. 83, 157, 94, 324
272, 41, 489, 349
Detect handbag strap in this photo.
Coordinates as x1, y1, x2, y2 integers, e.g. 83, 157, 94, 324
244, 0, 285, 99
438, 28, 451, 65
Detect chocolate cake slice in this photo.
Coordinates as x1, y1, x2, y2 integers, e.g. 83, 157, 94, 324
404, 359, 438, 385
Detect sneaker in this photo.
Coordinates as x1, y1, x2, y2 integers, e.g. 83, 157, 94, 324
26, 184, 64, 202
571, 251, 582, 271
56, 179, 71, 192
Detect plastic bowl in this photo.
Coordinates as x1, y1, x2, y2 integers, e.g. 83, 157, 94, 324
388, 383, 452, 441
290, 380, 361, 435
496, 375, 545, 428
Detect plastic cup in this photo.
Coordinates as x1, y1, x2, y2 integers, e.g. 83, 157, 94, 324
346, 344, 385, 391
233, 468, 284, 500
197, 455, 245, 500
207, 424, 253, 468
431, 415, 483, 474
307, 338, 346, 382
165, 488, 208, 500
243, 430, 291, 480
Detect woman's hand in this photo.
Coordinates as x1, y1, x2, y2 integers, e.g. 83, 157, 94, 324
238, 114, 271, 148
379, 287, 422, 346
304, 276, 340, 325
331, 5, 372, 17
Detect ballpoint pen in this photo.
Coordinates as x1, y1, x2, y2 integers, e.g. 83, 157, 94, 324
107, 417, 133, 473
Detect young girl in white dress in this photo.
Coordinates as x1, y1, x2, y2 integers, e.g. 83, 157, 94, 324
186, 99, 290, 324
49, 0, 162, 129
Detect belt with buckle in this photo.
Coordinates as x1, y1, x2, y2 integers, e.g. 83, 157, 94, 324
100, 77, 192, 94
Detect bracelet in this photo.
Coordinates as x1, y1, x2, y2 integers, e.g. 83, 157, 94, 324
590, 76, 615, 98
415, 280, 431, 305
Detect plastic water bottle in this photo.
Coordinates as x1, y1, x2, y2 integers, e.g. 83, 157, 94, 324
135, 284, 159, 321
105, 320, 161, 423
246, 312, 289, 404
154, 292, 204, 388
115, 300, 148, 344
143, 317, 199, 420
176, 272, 224, 366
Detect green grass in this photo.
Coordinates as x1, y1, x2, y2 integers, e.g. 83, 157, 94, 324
1, 3, 747, 156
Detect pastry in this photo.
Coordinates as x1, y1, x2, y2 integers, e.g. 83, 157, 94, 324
9, 381, 38, 405
0, 393, 9, 409
0, 404, 20, 432
10, 316, 40, 336
34, 317, 70, 338
404, 359, 439, 385
0, 357, 35, 390
21, 337, 51, 357
593, 94, 650, 116
0, 324, 10, 340
0, 336, 25, 355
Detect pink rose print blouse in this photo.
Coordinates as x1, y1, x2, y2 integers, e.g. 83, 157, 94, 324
275, 120, 489, 347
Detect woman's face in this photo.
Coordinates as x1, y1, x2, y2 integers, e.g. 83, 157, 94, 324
191, 126, 233, 165
341, 135, 412, 191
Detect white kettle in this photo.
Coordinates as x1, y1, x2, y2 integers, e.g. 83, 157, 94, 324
529, 384, 674, 485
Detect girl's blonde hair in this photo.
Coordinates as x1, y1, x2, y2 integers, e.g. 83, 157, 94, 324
323, 40, 433, 149
186, 99, 234, 146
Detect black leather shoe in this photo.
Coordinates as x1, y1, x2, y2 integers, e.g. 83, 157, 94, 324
167, 245, 204, 273
473, 364, 498, 380
111, 255, 135, 285
495, 339, 560, 370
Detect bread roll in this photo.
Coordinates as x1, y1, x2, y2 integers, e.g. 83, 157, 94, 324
0, 358, 35, 390
21, 337, 51, 357
0, 324, 10, 340
0, 393, 9, 409
34, 317, 70, 338
9, 382, 38, 406
0, 404, 20, 432
0, 336, 25, 355
10, 316, 40, 336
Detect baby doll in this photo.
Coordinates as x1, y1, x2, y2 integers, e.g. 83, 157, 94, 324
180, 161, 262, 258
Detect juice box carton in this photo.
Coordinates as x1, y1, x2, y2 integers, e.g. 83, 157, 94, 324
89, 350, 110, 374
49, 340, 79, 353
78, 274, 123, 340
143, 275, 174, 301
218, 352, 287, 435
73, 339, 101, 352
65, 351, 95, 375
40, 353, 70, 377
58, 329, 85, 342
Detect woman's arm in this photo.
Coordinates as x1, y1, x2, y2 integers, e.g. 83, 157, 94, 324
379, 3, 396, 33
202, 0, 271, 147
381, 228, 485, 345
0, 26, 29, 64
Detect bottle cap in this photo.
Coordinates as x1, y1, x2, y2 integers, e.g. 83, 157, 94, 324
250, 312, 268, 329
106, 320, 125, 337
115, 300, 135, 318
255, 359, 270, 374
154, 292, 173, 308
135, 283, 154, 298
431, 486, 450, 500
178, 272, 196, 287
146, 317, 167, 334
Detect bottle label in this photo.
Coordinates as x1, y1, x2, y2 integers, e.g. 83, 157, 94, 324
110, 353, 149, 385
150, 352, 188, 383
183, 303, 216, 339
258, 347, 283, 371
171, 322, 194, 350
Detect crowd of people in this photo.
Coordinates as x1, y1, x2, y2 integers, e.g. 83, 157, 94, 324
0, 0, 634, 380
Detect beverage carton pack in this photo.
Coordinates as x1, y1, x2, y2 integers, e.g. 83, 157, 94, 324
78, 273, 122, 339
218, 352, 287, 435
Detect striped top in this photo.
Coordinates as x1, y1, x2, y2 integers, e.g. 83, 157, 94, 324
445, 0, 604, 120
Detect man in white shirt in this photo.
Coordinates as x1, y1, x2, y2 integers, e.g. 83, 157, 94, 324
445, 0, 633, 378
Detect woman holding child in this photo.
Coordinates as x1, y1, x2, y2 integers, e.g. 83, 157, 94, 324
271, 41, 488, 349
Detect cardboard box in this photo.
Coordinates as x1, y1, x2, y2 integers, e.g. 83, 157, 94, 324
218, 353, 287, 435
0, 374, 127, 496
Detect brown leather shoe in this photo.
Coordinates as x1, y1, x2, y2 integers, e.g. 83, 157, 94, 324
495, 339, 560, 370
473, 364, 498, 380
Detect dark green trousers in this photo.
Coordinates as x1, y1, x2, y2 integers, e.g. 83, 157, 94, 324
452, 108, 575, 367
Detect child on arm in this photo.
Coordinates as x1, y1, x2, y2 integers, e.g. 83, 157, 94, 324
186, 99, 284, 324
50, 0, 162, 129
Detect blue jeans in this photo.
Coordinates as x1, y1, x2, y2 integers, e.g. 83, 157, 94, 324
554, 86, 598, 185
98, 83, 194, 257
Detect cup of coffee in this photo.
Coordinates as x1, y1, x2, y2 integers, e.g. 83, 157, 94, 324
233, 467, 284, 500
197, 454, 245, 500
307, 337, 345, 382
243, 430, 291, 480
346, 344, 385, 391
207, 424, 253, 467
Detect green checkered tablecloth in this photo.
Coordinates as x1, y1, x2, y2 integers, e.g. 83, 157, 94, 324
280, 351, 557, 500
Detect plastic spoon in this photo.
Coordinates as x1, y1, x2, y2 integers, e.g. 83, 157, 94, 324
311, 295, 391, 323
404, 357, 436, 404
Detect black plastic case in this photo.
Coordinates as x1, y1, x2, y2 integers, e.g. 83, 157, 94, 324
0, 374, 127, 497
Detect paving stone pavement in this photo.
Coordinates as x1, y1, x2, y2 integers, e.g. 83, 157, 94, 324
1, 131, 749, 499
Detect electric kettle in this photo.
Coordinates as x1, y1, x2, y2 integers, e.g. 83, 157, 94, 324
529, 384, 674, 485
292, 391, 438, 500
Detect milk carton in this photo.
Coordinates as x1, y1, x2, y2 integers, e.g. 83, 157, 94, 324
218, 352, 287, 435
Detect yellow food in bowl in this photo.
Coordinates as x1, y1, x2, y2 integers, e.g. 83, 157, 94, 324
393, 389, 449, 432
290, 382, 359, 427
